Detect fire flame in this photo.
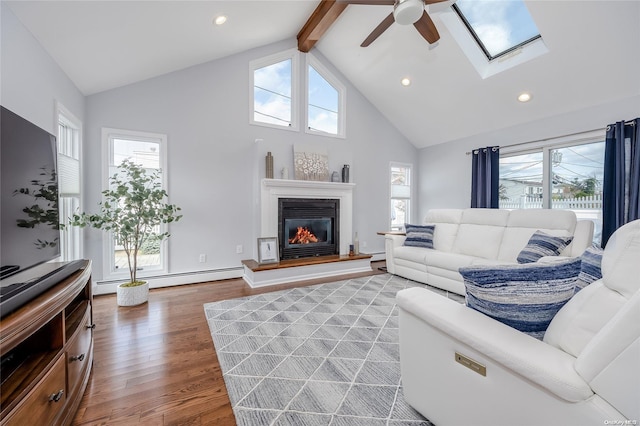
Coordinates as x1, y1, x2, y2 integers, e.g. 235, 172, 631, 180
289, 227, 319, 244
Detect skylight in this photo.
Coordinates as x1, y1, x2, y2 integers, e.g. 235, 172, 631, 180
453, 0, 541, 60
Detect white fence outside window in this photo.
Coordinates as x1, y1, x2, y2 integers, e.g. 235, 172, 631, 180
500, 194, 603, 244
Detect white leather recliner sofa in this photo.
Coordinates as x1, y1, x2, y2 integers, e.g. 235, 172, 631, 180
385, 208, 594, 295
396, 219, 640, 426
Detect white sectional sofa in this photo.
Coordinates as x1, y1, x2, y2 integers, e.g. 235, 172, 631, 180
384, 208, 594, 295
395, 219, 640, 425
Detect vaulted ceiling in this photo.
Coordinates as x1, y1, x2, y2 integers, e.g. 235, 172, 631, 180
5, 1, 639, 148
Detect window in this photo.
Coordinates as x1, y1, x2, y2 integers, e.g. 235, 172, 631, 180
499, 151, 544, 208
440, 0, 548, 78
306, 55, 345, 137
102, 128, 168, 278
57, 103, 82, 261
390, 163, 412, 231
453, 0, 541, 60
250, 49, 299, 131
499, 136, 605, 244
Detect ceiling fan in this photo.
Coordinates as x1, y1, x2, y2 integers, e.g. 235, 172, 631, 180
356, 0, 448, 47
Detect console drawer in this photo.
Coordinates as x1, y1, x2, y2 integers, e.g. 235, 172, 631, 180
66, 305, 92, 395
2, 354, 66, 425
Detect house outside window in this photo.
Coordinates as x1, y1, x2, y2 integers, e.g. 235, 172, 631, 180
499, 136, 605, 243
57, 103, 82, 261
390, 163, 412, 231
306, 54, 346, 138
250, 49, 299, 131
102, 128, 168, 278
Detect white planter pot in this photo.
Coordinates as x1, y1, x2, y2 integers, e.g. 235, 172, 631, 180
116, 281, 149, 306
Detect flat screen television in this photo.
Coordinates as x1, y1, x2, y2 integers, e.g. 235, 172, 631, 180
1, 106, 83, 317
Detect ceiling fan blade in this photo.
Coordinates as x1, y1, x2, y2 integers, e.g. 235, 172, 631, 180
339, 0, 395, 5
423, 0, 449, 4
361, 12, 395, 47
413, 11, 440, 44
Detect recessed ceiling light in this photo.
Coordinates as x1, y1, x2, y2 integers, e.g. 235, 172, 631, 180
401, 78, 411, 87
518, 92, 532, 102
214, 15, 227, 25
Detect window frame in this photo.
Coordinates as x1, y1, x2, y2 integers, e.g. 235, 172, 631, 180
101, 127, 169, 280
499, 130, 605, 243
389, 161, 413, 231
304, 53, 346, 139
56, 101, 83, 262
451, 2, 542, 61
500, 131, 604, 206
249, 48, 300, 132
439, 3, 548, 79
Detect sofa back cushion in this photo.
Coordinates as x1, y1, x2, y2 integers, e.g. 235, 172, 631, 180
497, 209, 577, 262
543, 220, 640, 420
452, 209, 509, 260
424, 209, 463, 252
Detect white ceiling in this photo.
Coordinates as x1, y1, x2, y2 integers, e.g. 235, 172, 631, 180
6, 1, 640, 149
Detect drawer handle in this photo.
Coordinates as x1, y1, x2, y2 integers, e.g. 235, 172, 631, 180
49, 389, 64, 402
86, 323, 96, 329
70, 353, 85, 362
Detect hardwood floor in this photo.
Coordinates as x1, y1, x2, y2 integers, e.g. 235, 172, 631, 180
72, 261, 386, 425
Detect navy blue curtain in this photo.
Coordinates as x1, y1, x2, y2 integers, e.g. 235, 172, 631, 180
471, 146, 500, 208
601, 118, 640, 247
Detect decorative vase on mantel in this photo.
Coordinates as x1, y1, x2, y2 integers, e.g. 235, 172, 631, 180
266, 152, 274, 179
116, 281, 149, 306
341, 164, 350, 183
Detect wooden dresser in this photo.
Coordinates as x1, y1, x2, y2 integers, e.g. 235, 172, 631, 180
0, 260, 93, 425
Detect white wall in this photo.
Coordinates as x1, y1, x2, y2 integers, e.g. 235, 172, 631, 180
1, 3, 84, 134
417, 95, 640, 221
84, 39, 418, 281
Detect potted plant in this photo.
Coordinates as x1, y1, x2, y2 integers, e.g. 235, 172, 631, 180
71, 159, 182, 306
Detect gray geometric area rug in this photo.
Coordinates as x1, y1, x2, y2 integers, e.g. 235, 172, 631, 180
204, 273, 464, 426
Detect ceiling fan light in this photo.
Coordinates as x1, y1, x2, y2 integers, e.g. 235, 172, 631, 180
394, 0, 424, 25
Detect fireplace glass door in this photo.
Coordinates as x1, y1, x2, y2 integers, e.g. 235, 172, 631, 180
278, 198, 339, 259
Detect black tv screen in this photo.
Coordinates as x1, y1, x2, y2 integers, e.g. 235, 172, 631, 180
1, 106, 61, 279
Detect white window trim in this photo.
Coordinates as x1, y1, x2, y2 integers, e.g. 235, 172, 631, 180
249, 48, 300, 132
439, 7, 549, 79
390, 161, 413, 230
304, 53, 346, 139
101, 127, 169, 281
56, 101, 83, 260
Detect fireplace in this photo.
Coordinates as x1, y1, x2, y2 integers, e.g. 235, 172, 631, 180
278, 198, 339, 259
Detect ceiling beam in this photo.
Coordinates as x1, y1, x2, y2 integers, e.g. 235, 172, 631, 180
297, 0, 349, 53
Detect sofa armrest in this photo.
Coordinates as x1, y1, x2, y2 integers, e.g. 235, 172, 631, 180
384, 233, 406, 248
569, 220, 595, 256
396, 287, 594, 402
384, 234, 406, 274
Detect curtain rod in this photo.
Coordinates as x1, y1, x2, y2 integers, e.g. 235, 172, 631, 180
465, 126, 606, 155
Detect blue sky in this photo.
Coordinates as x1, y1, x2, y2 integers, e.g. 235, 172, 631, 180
253, 59, 338, 133
500, 141, 605, 189
456, 0, 540, 57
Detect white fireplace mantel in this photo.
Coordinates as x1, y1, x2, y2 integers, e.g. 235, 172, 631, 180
260, 178, 355, 256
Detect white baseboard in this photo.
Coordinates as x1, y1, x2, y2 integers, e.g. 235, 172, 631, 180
92, 252, 385, 295
93, 267, 243, 295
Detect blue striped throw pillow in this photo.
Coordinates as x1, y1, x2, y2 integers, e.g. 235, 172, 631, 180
460, 257, 581, 340
575, 245, 603, 292
516, 230, 574, 263
403, 224, 435, 249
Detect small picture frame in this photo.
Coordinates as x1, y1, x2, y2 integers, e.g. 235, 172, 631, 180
257, 237, 279, 264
